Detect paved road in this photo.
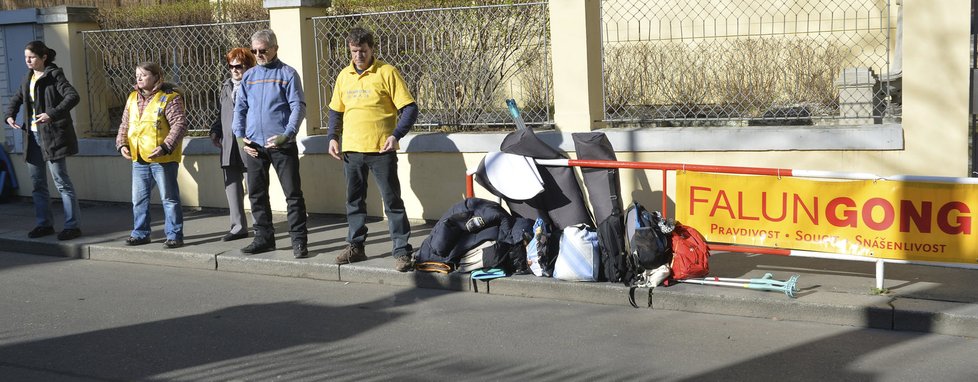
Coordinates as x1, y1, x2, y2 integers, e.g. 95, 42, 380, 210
1, 251, 976, 382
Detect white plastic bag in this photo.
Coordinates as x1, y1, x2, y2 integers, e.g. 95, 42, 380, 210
553, 224, 600, 282
525, 219, 548, 277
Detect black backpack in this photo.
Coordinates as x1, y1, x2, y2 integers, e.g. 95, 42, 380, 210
624, 202, 673, 281
597, 213, 629, 283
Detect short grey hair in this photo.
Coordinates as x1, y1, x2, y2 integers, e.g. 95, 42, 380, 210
251, 29, 278, 48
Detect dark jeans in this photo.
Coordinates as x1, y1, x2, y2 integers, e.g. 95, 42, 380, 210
343, 152, 412, 258
26, 132, 80, 230
242, 143, 307, 243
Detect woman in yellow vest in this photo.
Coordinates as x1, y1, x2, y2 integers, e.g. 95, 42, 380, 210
114, 62, 188, 249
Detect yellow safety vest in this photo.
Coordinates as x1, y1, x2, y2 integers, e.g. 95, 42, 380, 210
125, 90, 182, 163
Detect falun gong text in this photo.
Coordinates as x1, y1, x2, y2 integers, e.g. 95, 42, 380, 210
675, 172, 975, 264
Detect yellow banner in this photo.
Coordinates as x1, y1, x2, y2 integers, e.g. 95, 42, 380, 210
676, 172, 977, 264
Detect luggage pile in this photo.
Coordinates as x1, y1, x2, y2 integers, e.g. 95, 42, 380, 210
416, 102, 713, 289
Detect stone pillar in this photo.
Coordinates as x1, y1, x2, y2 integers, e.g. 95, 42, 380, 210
834, 67, 881, 125
900, 0, 970, 175
38, 6, 99, 136
264, 0, 331, 136
549, 0, 604, 132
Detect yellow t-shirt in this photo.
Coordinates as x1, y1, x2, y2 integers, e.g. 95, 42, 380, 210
328, 59, 415, 153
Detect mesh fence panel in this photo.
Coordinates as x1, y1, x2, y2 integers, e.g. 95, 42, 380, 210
601, 0, 895, 126
312, 3, 552, 132
82, 20, 269, 136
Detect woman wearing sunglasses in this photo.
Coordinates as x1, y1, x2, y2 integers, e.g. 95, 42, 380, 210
209, 47, 257, 242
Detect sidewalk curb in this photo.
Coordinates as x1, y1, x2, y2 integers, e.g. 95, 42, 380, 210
0, 231, 87, 258
651, 285, 894, 329
892, 299, 978, 338
340, 260, 473, 292
217, 251, 341, 281
3, 234, 977, 338
481, 274, 633, 306
89, 244, 218, 270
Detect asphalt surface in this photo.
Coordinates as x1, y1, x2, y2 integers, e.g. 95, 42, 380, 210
2, 250, 977, 381
1, 199, 977, 338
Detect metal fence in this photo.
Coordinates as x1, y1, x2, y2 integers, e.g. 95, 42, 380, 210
312, 2, 552, 132
82, 20, 269, 136
601, 0, 895, 126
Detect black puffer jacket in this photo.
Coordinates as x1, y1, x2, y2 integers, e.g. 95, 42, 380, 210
4, 64, 80, 161
416, 198, 518, 265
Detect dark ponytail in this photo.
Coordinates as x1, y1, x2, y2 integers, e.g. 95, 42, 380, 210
25, 40, 56, 65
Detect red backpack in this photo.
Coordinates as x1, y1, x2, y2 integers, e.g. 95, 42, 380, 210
670, 223, 711, 280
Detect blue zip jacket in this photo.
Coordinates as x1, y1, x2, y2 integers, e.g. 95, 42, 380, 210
232, 58, 306, 144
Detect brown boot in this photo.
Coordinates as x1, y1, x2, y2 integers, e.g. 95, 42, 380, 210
393, 255, 414, 272
335, 244, 367, 264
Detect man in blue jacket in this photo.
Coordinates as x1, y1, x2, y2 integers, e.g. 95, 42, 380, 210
232, 29, 309, 258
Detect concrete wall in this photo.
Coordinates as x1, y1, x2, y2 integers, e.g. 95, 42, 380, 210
1, 0, 973, 224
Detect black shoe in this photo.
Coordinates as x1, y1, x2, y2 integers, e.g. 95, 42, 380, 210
57, 228, 82, 241
241, 240, 274, 254
221, 231, 248, 241
293, 242, 309, 258
222, 231, 248, 242
125, 236, 151, 246
163, 239, 184, 249
28, 226, 55, 238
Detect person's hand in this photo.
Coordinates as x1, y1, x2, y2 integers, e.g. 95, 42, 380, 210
5, 117, 21, 129
147, 146, 164, 159
209, 132, 221, 148
120, 146, 132, 160
242, 138, 259, 158
328, 139, 341, 160
380, 136, 397, 153
265, 134, 287, 149
33, 113, 51, 124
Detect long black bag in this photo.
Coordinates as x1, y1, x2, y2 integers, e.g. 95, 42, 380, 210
475, 129, 593, 230
572, 132, 629, 283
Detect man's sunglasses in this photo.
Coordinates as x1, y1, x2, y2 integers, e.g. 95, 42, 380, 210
228, 64, 245, 70
251, 49, 269, 55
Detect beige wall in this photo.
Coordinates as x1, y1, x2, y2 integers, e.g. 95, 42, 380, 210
8, 147, 479, 221
5, 0, 973, 223
40, 14, 99, 135
896, 0, 970, 176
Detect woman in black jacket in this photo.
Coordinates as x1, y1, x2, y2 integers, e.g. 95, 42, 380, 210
3, 40, 82, 240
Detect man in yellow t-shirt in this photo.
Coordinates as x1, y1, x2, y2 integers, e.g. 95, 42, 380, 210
327, 27, 419, 272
